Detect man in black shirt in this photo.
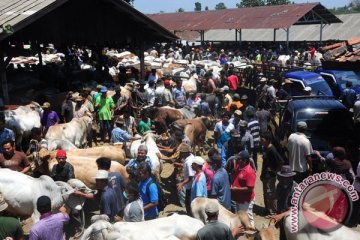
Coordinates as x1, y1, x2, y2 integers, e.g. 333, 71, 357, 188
51, 150, 75, 182
260, 132, 284, 215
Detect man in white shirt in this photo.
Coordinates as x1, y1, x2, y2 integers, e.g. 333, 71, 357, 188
287, 121, 313, 183
175, 144, 195, 216
146, 80, 156, 107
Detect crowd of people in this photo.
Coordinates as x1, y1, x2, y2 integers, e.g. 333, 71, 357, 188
0, 43, 359, 240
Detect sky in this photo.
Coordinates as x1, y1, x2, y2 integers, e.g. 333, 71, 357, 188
134, 0, 349, 14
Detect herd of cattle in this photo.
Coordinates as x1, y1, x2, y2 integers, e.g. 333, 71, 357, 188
1, 49, 359, 240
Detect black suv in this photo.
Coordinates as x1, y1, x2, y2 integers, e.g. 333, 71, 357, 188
272, 97, 355, 172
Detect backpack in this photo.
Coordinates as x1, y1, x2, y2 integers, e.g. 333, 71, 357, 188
146, 180, 167, 212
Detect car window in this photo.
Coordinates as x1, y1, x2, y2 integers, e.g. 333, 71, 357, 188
290, 81, 304, 96
308, 80, 332, 96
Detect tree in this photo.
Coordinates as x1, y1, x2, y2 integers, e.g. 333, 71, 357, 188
215, 2, 227, 9
236, 0, 265, 8
177, 8, 185, 12
266, 0, 290, 5
205, 6, 209, 11
351, 0, 360, 11
194, 2, 202, 11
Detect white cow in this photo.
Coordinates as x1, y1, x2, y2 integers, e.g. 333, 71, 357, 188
284, 209, 360, 240
81, 214, 204, 240
45, 115, 92, 148
0, 169, 82, 222
127, 132, 161, 176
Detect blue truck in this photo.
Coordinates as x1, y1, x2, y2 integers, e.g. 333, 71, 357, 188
315, 68, 360, 98
284, 71, 333, 97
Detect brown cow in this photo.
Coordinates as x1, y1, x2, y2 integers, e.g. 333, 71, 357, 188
35, 149, 128, 189
147, 106, 184, 134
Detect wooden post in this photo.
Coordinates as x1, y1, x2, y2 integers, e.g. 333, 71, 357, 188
0, 49, 9, 104
139, 43, 145, 80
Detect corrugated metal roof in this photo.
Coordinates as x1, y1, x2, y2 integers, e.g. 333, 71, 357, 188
0, 0, 178, 42
195, 13, 359, 42
148, 3, 342, 31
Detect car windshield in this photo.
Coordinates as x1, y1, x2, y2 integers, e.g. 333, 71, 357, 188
295, 109, 354, 151
334, 71, 360, 88
307, 79, 332, 96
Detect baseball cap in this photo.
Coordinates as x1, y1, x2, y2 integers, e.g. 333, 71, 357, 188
234, 110, 242, 116
100, 86, 108, 93
94, 170, 109, 179
193, 156, 205, 166
304, 86, 312, 92
237, 150, 250, 160
221, 86, 229, 91
56, 150, 67, 158
297, 121, 307, 130
260, 77, 267, 82
164, 80, 171, 85
239, 120, 248, 127
205, 201, 219, 214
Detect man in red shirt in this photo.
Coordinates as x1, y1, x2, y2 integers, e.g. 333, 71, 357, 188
227, 73, 238, 92
230, 150, 256, 227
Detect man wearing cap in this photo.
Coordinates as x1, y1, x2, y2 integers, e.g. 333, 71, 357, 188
196, 201, 244, 240
111, 117, 141, 145
93, 84, 103, 103
191, 156, 207, 201
40, 102, 60, 135
94, 170, 118, 222
95, 86, 116, 143
230, 150, 256, 227
287, 121, 313, 183
209, 154, 231, 210
73, 96, 91, 119
241, 95, 255, 122
247, 110, 260, 169
0, 140, 30, 174
176, 144, 195, 215
158, 130, 191, 154
0, 194, 24, 240
29, 196, 70, 240
163, 79, 175, 107
229, 110, 242, 131
266, 79, 277, 100
255, 77, 269, 99
272, 165, 297, 240
0, 117, 15, 154
303, 86, 312, 96
172, 79, 186, 108
50, 150, 75, 182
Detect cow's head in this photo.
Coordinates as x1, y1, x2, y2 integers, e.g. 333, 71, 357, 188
81, 215, 115, 240
29, 101, 42, 114
30, 148, 53, 175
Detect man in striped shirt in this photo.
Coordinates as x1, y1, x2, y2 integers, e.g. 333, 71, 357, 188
247, 110, 260, 169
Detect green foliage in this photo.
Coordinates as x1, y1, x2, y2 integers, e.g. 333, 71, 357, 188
195, 2, 202, 11
215, 2, 227, 9
329, 2, 360, 15
266, 0, 290, 5
236, 0, 265, 8
177, 8, 185, 12
205, 6, 209, 11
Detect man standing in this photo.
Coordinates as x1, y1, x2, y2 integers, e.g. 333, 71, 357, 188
213, 112, 234, 149
256, 102, 271, 134
40, 102, 60, 135
96, 157, 127, 218
95, 86, 116, 143
122, 110, 137, 137
0, 194, 24, 240
138, 162, 159, 220
191, 156, 207, 201
230, 150, 256, 227
0, 140, 30, 174
111, 117, 140, 145
196, 201, 244, 240
29, 196, 69, 240
209, 154, 231, 210
176, 144, 195, 215
126, 145, 153, 180
172, 79, 186, 108
163, 79, 175, 107
0, 118, 15, 153
50, 150, 75, 182
239, 121, 254, 156
146, 80, 156, 107
247, 110, 260, 169
94, 170, 118, 222
260, 132, 284, 215
287, 121, 313, 183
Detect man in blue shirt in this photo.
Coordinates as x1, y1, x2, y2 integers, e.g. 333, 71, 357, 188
138, 162, 158, 220
0, 119, 15, 153
172, 79, 186, 108
209, 154, 231, 210
126, 145, 153, 181
95, 170, 117, 222
191, 156, 207, 201
111, 117, 140, 144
